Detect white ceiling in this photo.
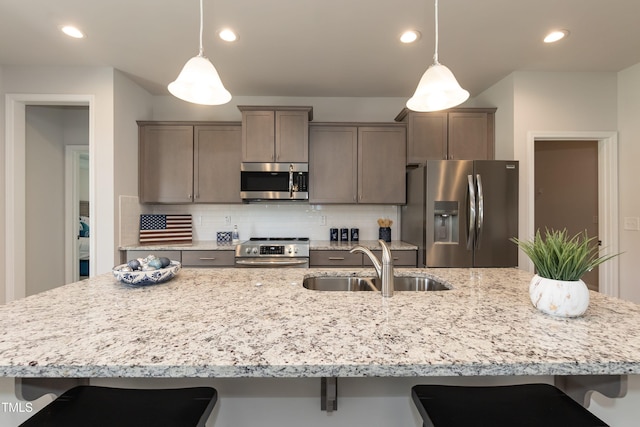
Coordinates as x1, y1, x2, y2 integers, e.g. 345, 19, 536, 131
2, 0, 640, 99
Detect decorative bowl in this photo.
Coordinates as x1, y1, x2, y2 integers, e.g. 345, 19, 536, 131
112, 260, 182, 286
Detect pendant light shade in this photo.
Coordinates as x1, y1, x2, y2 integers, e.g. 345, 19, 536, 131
406, 63, 469, 112
407, 0, 469, 112
168, 0, 231, 105
168, 55, 231, 105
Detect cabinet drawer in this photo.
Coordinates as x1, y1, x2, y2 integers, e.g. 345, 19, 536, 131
125, 250, 182, 263
182, 250, 235, 267
364, 250, 417, 267
310, 251, 362, 267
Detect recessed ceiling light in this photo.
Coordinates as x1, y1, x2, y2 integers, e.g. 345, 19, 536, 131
60, 25, 85, 39
544, 29, 569, 43
218, 29, 238, 42
400, 30, 421, 44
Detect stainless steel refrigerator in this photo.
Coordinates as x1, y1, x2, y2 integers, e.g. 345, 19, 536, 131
401, 160, 518, 268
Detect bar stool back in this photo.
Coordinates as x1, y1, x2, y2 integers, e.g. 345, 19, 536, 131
412, 384, 608, 427
19, 385, 217, 427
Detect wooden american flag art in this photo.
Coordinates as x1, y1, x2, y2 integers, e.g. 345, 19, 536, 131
139, 214, 192, 244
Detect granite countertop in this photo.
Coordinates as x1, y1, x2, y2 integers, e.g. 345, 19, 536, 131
119, 240, 417, 252
1, 267, 640, 379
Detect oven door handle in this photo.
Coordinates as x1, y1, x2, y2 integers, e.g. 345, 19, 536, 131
235, 259, 309, 267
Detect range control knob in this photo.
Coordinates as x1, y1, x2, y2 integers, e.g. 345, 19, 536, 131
252, 248, 258, 255
245, 248, 252, 255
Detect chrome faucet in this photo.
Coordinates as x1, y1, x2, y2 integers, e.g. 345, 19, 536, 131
350, 239, 394, 297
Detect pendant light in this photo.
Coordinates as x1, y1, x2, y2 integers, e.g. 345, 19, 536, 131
168, 0, 231, 105
406, 0, 469, 112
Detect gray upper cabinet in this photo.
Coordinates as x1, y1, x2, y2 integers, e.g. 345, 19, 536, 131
194, 125, 242, 203
395, 108, 496, 164
139, 124, 194, 203
138, 122, 242, 204
309, 124, 406, 204
358, 126, 407, 204
238, 106, 312, 163
309, 126, 358, 203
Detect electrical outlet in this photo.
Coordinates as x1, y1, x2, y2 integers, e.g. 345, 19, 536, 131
197, 215, 202, 225
320, 215, 327, 226
623, 217, 640, 231
224, 215, 231, 225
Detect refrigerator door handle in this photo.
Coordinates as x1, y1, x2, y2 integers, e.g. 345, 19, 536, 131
467, 174, 476, 251
475, 174, 484, 249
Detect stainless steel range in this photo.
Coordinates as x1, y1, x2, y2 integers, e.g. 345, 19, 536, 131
234, 237, 310, 268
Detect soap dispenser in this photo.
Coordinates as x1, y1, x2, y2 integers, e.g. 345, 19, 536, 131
232, 225, 240, 243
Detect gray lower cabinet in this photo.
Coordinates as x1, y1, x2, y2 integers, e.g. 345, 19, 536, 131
181, 251, 235, 267
125, 250, 182, 263
309, 124, 406, 204
310, 250, 417, 267
124, 250, 234, 267
138, 122, 242, 204
309, 251, 363, 267
363, 250, 417, 267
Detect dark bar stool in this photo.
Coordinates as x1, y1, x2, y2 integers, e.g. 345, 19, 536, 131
19, 385, 217, 427
412, 384, 608, 427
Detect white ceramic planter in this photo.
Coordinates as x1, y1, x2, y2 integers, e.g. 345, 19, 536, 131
529, 274, 590, 317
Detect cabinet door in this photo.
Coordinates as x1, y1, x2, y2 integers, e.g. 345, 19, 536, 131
407, 112, 448, 163
242, 110, 275, 162
309, 250, 362, 267
126, 250, 182, 262
194, 125, 242, 203
182, 250, 235, 267
358, 127, 407, 204
365, 250, 417, 267
139, 125, 194, 203
275, 110, 308, 162
309, 126, 358, 203
447, 112, 494, 160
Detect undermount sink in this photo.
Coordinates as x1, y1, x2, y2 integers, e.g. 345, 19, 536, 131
302, 276, 451, 292
302, 276, 378, 291
371, 276, 451, 291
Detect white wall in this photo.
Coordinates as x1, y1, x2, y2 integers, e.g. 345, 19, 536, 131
0, 65, 5, 304
113, 70, 153, 257
1, 66, 115, 287
152, 95, 409, 122
617, 62, 640, 302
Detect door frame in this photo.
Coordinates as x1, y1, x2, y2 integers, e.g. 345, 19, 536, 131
65, 145, 89, 283
5, 94, 95, 302
526, 131, 619, 297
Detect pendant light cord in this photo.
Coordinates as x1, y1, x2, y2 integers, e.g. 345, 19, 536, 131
198, 0, 204, 57
433, 0, 439, 65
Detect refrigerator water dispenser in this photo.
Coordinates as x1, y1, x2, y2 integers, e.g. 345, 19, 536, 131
434, 201, 459, 244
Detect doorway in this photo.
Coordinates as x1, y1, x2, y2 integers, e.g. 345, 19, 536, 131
526, 131, 619, 297
24, 106, 90, 295
535, 140, 599, 290
5, 94, 95, 302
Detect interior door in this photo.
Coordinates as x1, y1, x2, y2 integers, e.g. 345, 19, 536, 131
534, 140, 599, 290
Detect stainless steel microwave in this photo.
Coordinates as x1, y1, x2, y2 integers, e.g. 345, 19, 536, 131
240, 163, 309, 201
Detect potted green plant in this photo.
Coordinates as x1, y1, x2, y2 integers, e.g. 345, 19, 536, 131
511, 228, 619, 317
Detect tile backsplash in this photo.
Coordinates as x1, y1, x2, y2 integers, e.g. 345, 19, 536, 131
134, 203, 400, 242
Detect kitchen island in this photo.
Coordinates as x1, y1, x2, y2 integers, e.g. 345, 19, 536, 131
2, 267, 640, 425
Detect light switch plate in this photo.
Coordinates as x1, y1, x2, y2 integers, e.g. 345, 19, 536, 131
623, 217, 640, 231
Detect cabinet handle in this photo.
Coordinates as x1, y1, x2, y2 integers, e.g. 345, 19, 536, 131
328, 257, 345, 260
199, 257, 216, 260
